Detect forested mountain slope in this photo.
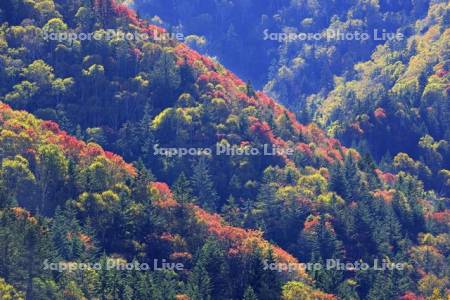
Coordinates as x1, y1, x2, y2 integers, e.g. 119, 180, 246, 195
315, 2, 450, 196
132, 0, 436, 107
0, 0, 448, 299
132, 0, 450, 197
0, 103, 333, 299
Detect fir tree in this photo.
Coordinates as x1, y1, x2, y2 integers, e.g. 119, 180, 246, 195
172, 172, 194, 204
243, 286, 258, 300
191, 158, 219, 212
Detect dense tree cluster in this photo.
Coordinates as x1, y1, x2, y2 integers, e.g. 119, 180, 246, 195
133, 0, 450, 197
0, 0, 448, 299
0, 103, 329, 299
133, 0, 436, 105
316, 3, 450, 197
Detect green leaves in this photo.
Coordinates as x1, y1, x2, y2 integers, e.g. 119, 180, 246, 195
21, 60, 54, 88
0, 155, 35, 207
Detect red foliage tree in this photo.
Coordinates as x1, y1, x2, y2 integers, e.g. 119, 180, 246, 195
400, 292, 425, 300
374, 107, 387, 120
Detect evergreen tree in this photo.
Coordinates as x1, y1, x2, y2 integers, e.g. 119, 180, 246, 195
187, 262, 212, 300
329, 162, 347, 198
221, 195, 242, 226
51, 206, 83, 260
191, 158, 219, 212
243, 286, 258, 300
132, 160, 155, 203
343, 153, 361, 201
172, 172, 194, 204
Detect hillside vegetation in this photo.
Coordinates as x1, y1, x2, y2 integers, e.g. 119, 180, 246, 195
0, 0, 448, 299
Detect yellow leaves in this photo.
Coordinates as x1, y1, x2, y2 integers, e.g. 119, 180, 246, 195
132, 75, 149, 89
439, 170, 450, 186
418, 274, 448, 299
282, 281, 335, 300
291, 57, 305, 70
392, 76, 420, 96
1, 155, 36, 186
418, 233, 450, 254
77, 190, 120, 212
5, 81, 39, 104
276, 185, 300, 203
0, 277, 24, 300
184, 35, 206, 48
423, 75, 448, 100
100, 190, 120, 204
51, 77, 74, 95
297, 173, 328, 196
394, 13, 448, 96
317, 192, 344, 205
225, 114, 240, 131
241, 106, 258, 118
0, 129, 33, 157
82, 64, 105, 78
21, 60, 55, 87
43, 18, 68, 32
208, 98, 229, 122
37, 143, 69, 178
175, 108, 193, 124
151, 107, 174, 130
393, 152, 421, 173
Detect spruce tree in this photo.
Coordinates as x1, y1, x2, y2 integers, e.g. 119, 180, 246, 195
243, 286, 258, 300
191, 158, 219, 212
172, 172, 194, 204
187, 262, 212, 300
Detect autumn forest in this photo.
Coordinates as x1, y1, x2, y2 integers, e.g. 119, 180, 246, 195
0, 0, 449, 299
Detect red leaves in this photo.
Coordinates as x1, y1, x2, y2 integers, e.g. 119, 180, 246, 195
374, 107, 387, 120
160, 232, 177, 242
256, 92, 285, 117
303, 215, 336, 234
140, 24, 167, 40
400, 292, 425, 300
41, 120, 61, 134
175, 44, 204, 66
81, 143, 104, 158
132, 47, 143, 60
170, 252, 193, 261
0, 102, 12, 113
105, 151, 137, 176
10, 207, 37, 224
192, 205, 308, 278
150, 182, 178, 208
67, 232, 94, 249
372, 189, 395, 203
113, 2, 140, 25
350, 122, 364, 135
197, 74, 210, 89
303, 216, 320, 232
0, 105, 136, 177
170, 21, 353, 169
58, 132, 84, 157
429, 210, 450, 225
151, 182, 172, 197
95, 0, 140, 25
436, 68, 449, 78
248, 116, 286, 147
375, 169, 397, 185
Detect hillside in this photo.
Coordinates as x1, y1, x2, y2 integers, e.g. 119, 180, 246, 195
0, 102, 336, 299
132, 0, 450, 196
0, 0, 449, 299
315, 2, 450, 197
132, 0, 436, 106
